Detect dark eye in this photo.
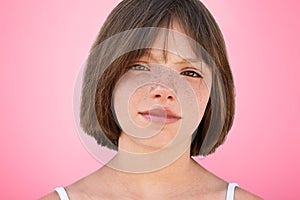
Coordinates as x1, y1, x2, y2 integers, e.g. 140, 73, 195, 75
180, 70, 203, 78
130, 64, 150, 71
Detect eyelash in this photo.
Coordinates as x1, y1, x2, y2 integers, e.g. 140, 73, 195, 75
180, 70, 203, 78
130, 64, 150, 71
130, 64, 202, 78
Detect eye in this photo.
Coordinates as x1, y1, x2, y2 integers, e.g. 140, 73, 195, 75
180, 70, 203, 78
130, 64, 150, 71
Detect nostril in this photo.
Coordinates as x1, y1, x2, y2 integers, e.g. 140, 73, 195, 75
150, 85, 175, 101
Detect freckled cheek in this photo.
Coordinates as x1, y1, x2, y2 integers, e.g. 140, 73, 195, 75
191, 83, 210, 119
128, 87, 149, 115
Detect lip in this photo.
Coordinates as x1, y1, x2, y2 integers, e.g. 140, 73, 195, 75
138, 108, 181, 124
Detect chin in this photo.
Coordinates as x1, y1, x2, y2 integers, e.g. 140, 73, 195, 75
122, 129, 180, 153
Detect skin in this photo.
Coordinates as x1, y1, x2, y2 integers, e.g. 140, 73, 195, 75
40, 21, 263, 200
113, 49, 210, 153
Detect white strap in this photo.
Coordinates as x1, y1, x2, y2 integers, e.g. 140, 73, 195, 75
55, 187, 70, 200
226, 183, 238, 200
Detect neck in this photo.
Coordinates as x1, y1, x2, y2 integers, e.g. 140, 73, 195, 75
108, 151, 197, 195
102, 139, 203, 197
107, 134, 193, 173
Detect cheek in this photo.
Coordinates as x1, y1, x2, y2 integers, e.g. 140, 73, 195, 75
192, 81, 210, 120
127, 86, 156, 128
128, 87, 148, 113
132, 87, 148, 102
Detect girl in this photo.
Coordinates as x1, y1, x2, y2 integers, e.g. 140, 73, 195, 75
41, 0, 262, 199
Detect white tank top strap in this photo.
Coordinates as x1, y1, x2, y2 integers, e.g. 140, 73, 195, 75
55, 187, 70, 200
226, 182, 239, 200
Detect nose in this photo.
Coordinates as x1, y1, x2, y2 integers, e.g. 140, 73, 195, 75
150, 84, 176, 103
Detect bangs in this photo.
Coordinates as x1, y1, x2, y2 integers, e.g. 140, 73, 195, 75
80, 0, 234, 156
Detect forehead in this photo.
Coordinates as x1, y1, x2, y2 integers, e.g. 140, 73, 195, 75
133, 25, 206, 70
137, 49, 203, 69
149, 26, 200, 61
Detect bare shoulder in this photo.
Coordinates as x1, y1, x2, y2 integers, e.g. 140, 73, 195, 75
235, 187, 263, 200
39, 191, 60, 200
56, 169, 110, 199
192, 162, 263, 200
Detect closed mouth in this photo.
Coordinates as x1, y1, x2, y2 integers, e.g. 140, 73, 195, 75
138, 108, 181, 124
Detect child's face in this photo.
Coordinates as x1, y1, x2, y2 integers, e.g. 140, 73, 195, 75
113, 22, 212, 152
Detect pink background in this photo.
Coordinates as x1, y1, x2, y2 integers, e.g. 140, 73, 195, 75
1, 0, 299, 199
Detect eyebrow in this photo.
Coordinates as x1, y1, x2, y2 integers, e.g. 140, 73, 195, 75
133, 52, 204, 73
138, 50, 203, 65
174, 58, 203, 64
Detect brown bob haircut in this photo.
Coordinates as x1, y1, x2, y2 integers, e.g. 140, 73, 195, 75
80, 0, 235, 156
